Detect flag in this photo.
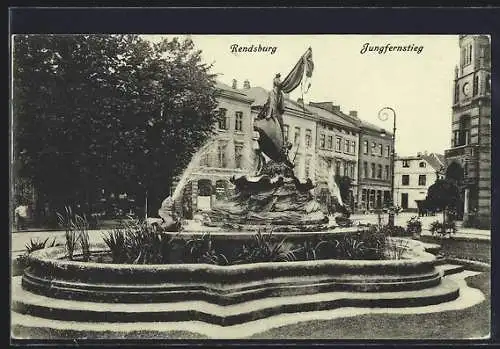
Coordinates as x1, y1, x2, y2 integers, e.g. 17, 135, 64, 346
280, 47, 314, 94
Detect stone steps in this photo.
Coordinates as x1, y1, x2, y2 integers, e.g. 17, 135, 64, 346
435, 264, 466, 277
12, 276, 460, 327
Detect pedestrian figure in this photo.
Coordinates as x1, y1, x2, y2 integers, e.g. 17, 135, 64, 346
14, 204, 29, 231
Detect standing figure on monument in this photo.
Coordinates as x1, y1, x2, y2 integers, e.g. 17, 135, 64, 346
253, 47, 314, 174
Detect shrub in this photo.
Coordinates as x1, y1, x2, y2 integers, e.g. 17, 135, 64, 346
379, 225, 408, 237
406, 216, 422, 235
429, 220, 457, 237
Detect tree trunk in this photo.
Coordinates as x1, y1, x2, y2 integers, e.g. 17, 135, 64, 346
442, 207, 447, 235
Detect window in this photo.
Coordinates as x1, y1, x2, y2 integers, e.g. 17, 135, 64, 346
418, 175, 426, 186
402, 160, 410, 168
371, 142, 377, 156
319, 133, 326, 149
385, 165, 390, 180
335, 137, 342, 152
218, 108, 228, 130
463, 44, 473, 66
200, 153, 209, 167
385, 145, 390, 158
305, 156, 312, 178
350, 141, 356, 154
454, 83, 459, 103
335, 160, 341, 175
217, 142, 227, 168
305, 129, 312, 148
283, 125, 289, 143
371, 163, 376, 179
453, 116, 471, 147
486, 74, 491, 93
473, 74, 479, 95
419, 161, 426, 168
294, 127, 301, 145
350, 162, 355, 178
327, 135, 333, 149
343, 161, 349, 176
402, 174, 410, 186
344, 139, 349, 152
235, 143, 244, 169
363, 161, 368, 179
235, 111, 243, 131
378, 144, 383, 156
363, 140, 369, 154
377, 164, 382, 179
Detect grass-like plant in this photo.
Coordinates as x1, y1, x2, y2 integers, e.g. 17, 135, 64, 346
25, 237, 59, 254
384, 238, 410, 260
56, 206, 90, 261
102, 217, 183, 264
233, 230, 296, 264
184, 233, 229, 265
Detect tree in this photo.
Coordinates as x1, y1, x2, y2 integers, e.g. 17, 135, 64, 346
13, 34, 218, 220
425, 178, 461, 234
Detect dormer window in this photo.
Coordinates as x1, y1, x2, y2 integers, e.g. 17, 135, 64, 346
419, 161, 426, 168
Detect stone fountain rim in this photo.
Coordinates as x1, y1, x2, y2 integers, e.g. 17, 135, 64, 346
27, 237, 438, 271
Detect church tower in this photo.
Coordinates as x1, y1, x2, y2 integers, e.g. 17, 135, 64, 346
445, 35, 491, 228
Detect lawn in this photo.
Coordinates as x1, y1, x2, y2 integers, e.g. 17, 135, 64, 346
250, 271, 490, 339
419, 236, 491, 264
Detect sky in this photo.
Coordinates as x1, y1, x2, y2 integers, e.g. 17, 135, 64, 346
145, 35, 459, 156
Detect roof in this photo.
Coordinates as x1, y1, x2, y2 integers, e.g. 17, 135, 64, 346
307, 104, 359, 130
422, 153, 445, 172
215, 81, 254, 103
360, 120, 393, 136
396, 153, 445, 172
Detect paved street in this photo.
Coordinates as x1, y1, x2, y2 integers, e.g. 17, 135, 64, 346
11, 212, 490, 257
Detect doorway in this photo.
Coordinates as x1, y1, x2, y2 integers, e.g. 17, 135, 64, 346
401, 193, 409, 210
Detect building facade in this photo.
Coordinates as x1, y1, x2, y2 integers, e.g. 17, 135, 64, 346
172, 80, 255, 216
307, 102, 360, 209
357, 121, 393, 212
444, 35, 491, 228
394, 152, 445, 211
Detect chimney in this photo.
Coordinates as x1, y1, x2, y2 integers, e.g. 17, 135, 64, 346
349, 110, 358, 118
332, 105, 341, 112
417, 152, 422, 157
232, 79, 237, 89
243, 79, 250, 89
424, 150, 428, 156
310, 101, 333, 111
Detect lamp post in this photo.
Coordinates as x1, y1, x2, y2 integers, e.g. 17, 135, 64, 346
378, 107, 396, 227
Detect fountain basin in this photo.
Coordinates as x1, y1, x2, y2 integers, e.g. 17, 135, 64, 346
20, 235, 444, 304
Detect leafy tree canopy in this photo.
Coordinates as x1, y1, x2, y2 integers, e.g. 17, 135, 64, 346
13, 34, 219, 216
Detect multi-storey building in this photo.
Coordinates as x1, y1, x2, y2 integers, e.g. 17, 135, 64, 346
307, 102, 360, 209
444, 35, 491, 228
357, 121, 393, 212
172, 80, 255, 216
394, 152, 445, 211
244, 87, 317, 182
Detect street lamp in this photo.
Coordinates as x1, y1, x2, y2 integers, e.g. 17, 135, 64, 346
378, 107, 397, 227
